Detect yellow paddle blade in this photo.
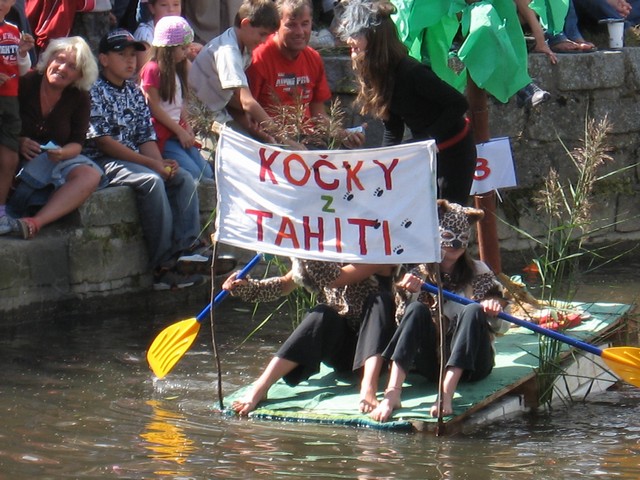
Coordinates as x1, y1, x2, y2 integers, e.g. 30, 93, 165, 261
147, 318, 201, 379
601, 347, 640, 388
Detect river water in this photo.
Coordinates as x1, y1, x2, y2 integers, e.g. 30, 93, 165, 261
1, 272, 639, 479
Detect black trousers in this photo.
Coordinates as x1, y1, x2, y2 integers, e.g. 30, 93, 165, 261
277, 291, 396, 386
383, 301, 494, 383
437, 128, 477, 206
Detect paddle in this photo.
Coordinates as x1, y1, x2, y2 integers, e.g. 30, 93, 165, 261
420, 283, 640, 388
147, 253, 264, 378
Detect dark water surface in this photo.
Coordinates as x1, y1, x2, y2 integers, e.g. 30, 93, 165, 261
1, 274, 639, 479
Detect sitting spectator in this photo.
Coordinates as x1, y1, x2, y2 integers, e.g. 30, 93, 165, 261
3, 37, 106, 240
0, 6, 33, 235
70, 0, 114, 56
515, 0, 559, 62
574, 0, 638, 31
85, 29, 207, 290
511, 0, 553, 107
189, 0, 280, 142
140, 16, 213, 181
134, 0, 179, 69
133, 0, 203, 70
548, 0, 598, 52
247, 0, 365, 147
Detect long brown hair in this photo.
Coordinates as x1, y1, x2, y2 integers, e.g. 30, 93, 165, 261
351, 2, 407, 119
151, 45, 189, 103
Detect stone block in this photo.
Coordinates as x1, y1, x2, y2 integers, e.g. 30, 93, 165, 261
556, 50, 625, 91
198, 178, 217, 213
592, 92, 640, 134
67, 227, 148, 288
615, 193, 640, 233
0, 236, 71, 311
77, 186, 140, 227
624, 48, 640, 90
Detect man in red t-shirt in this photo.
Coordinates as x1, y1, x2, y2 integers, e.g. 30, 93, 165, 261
247, 0, 364, 147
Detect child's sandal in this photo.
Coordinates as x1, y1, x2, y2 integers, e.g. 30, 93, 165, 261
16, 217, 40, 239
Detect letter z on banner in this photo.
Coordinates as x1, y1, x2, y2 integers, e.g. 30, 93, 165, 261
213, 127, 440, 264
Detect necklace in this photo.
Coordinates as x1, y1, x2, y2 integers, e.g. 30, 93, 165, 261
40, 81, 62, 117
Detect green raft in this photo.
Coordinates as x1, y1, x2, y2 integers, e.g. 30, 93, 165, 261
224, 302, 632, 432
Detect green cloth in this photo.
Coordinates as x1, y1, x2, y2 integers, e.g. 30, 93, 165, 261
530, 0, 570, 36
392, 0, 535, 102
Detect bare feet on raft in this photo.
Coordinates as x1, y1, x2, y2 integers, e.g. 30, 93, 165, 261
429, 396, 454, 418
370, 386, 402, 422
231, 389, 266, 416
358, 385, 379, 413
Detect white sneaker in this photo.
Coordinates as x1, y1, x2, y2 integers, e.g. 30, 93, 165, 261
0, 214, 14, 235
177, 253, 209, 263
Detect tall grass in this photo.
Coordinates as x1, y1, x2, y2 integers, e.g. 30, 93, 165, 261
511, 115, 636, 406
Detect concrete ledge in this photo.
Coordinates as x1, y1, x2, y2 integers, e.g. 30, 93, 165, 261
3, 49, 640, 318
0, 181, 244, 319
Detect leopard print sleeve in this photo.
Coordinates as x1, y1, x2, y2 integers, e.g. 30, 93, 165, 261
230, 277, 284, 303
296, 260, 342, 290
470, 260, 505, 301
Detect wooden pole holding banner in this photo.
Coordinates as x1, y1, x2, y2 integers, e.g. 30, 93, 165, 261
468, 79, 502, 274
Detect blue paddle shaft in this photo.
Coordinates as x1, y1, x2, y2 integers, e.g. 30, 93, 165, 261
195, 253, 264, 323
421, 283, 603, 357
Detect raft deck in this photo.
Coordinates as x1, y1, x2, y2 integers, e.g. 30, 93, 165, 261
224, 302, 633, 432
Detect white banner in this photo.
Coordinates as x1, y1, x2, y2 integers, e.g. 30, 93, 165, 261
213, 127, 441, 264
470, 137, 517, 195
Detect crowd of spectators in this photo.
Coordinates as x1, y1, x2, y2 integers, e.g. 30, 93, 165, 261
1, 0, 638, 292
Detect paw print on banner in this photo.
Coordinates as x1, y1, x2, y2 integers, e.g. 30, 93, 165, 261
393, 245, 404, 255
401, 218, 412, 228
373, 187, 383, 197
343, 191, 354, 201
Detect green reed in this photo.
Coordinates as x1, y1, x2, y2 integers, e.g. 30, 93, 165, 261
513, 115, 637, 407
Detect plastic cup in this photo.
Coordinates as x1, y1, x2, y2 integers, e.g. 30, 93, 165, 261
601, 18, 625, 49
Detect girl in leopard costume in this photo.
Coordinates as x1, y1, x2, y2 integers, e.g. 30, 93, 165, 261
223, 260, 397, 416
370, 200, 509, 422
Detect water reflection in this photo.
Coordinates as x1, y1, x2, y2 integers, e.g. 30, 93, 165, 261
0, 273, 638, 478
140, 400, 196, 474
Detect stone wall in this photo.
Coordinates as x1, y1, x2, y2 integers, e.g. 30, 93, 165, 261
0, 182, 240, 321
2, 49, 639, 319
325, 49, 640, 267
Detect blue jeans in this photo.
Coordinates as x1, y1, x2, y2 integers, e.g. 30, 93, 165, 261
97, 158, 201, 268
547, 0, 582, 45
574, 0, 640, 29
163, 139, 214, 181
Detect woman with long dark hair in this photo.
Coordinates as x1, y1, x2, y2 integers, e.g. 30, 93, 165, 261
338, 0, 477, 205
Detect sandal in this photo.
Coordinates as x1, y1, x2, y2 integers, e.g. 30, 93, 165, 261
14, 217, 40, 239
573, 37, 597, 52
550, 40, 584, 53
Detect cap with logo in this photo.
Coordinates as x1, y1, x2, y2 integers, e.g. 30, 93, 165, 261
99, 29, 147, 54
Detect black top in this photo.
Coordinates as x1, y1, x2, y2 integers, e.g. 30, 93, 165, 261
382, 56, 469, 146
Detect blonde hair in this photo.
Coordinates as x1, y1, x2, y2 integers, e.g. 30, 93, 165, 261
36, 36, 98, 91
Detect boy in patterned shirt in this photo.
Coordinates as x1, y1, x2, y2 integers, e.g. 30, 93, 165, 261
84, 29, 206, 291
0, 0, 33, 233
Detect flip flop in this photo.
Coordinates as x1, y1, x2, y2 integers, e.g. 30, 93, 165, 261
576, 41, 597, 52
550, 40, 589, 53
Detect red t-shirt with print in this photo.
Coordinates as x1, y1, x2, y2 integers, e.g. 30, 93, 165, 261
247, 35, 332, 119
0, 21, 22, 97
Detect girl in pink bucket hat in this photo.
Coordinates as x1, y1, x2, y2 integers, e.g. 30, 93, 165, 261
140, 16, 213, 181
